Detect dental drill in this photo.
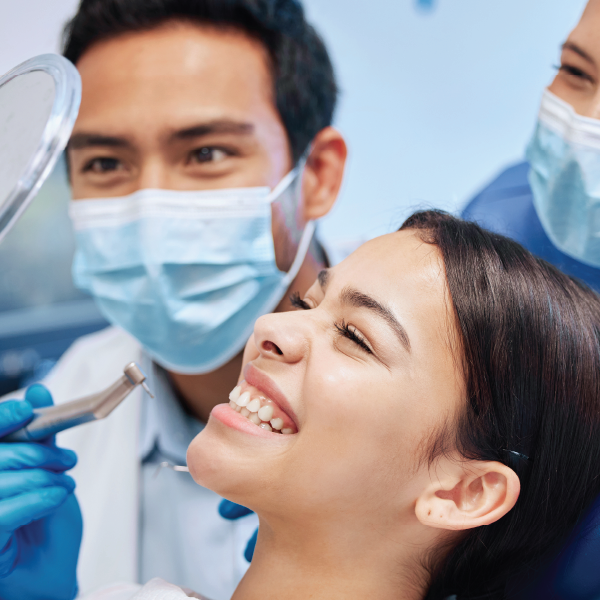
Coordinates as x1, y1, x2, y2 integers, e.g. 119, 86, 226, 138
2, 362, 153, 442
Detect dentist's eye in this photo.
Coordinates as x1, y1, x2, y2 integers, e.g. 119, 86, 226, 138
334, 320, 372, 355
290, 292, 312, 310
189, 147, 230, 164
82, 157, 123, 173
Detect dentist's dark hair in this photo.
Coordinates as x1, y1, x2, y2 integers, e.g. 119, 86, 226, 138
62, 0, 338, 163
399, 210, 600, 599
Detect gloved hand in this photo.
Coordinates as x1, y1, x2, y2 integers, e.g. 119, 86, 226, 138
219, 499, 258, 562
0, 384, 82, 600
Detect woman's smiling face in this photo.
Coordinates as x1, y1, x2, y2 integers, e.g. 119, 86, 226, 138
187, 229, 465, 524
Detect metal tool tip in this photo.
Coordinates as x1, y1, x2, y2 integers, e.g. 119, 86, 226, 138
141, 382, 154, 399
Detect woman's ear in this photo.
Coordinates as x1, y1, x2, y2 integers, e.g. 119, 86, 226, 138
301, 127, 347, 221
415, 461, 520, 531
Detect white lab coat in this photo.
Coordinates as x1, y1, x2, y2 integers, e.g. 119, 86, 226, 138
44, 326, 144, 594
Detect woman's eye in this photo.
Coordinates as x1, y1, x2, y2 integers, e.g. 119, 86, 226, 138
82, 157, 123, 174
334, 320, 373, 355
189, 147, 229, 164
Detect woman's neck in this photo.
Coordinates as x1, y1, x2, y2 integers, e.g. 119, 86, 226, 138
231, 515, 431, 600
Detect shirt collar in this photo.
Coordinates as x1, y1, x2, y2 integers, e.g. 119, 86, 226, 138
139, 353, 204, 465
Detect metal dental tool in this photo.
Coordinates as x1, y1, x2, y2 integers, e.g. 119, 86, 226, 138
153, 461, 191, 479
3, 362, 153, 442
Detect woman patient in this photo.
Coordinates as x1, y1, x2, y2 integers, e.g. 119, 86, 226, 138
88, 210, 600, 600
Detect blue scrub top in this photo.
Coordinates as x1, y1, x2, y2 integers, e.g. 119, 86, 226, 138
461, 161, 600, 293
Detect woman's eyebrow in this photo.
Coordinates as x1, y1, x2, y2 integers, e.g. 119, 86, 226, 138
340, 286, 411, 352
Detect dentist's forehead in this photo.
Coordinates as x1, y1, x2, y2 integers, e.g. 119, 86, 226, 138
73, 21, 283, 138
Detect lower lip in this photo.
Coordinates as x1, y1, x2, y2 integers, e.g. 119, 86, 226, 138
211, 403, 291, 439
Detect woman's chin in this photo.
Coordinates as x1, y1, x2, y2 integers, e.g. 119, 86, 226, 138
186, 414, 263, 500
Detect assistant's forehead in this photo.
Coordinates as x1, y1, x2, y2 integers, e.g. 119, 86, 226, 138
570, 0, 600, 44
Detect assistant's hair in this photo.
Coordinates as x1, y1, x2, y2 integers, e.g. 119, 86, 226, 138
400, 210, 600, 599
62, 0, 338, 163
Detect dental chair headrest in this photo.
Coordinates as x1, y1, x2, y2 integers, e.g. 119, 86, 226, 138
509, 494, 600, 599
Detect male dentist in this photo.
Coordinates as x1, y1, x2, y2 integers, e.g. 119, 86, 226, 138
0, 0, 347, 598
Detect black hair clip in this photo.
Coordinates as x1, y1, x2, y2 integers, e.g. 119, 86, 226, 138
502, 449, 530, 463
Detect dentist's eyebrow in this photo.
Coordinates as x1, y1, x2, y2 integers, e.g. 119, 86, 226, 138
171, 120, 255, 141
340, 286, 411, 352
68, 133, 131, 150
562, 42, 596, 66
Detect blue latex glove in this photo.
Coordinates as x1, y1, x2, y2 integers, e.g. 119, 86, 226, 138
0, 384, 82, 600
219, 499, 257, 562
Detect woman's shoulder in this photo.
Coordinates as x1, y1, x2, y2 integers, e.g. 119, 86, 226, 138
80, 578, 212, 600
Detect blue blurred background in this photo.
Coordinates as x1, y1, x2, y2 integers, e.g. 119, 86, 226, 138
0, 0, 588, 394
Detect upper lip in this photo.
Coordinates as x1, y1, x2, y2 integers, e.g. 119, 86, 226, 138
243, 363, 299, 430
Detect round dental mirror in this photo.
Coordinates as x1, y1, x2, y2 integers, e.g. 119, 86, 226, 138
0, 54, 81, 244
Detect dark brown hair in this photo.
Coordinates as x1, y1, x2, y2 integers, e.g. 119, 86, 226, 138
62, 0, 337, 163
400, 211, 600, 599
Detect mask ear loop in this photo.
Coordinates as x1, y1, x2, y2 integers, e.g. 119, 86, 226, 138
267, 157, 316, 287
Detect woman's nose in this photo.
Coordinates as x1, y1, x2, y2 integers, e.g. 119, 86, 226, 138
253, 312, 307, 364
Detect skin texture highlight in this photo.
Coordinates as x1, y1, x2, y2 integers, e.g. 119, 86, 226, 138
67, 21, 347, 421
187, 230, 519, 600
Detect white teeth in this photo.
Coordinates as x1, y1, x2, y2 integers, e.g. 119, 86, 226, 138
247, 399, 261, 413
232, 387, 296, 435
257, 405, 274, 422
237, 392, 251, 407
229, 386, 241, 403
270, 418, 283, 431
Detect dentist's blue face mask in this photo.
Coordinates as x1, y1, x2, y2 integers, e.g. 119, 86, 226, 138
69, 167, 315, 374
527, 89, 600, 268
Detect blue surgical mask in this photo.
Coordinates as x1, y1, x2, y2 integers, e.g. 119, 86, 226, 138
527, 89, 600, 268
69, 168, 315, 374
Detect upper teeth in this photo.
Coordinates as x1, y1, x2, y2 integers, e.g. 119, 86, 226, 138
228, 384, 295, 434
237, 392, 251, 407
246, 398, 261, 413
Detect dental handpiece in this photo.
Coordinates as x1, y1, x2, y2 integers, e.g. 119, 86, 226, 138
2, 362, 154, 442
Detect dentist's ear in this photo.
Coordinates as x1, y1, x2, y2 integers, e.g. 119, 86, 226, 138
415, 460, 520, 531
301, 127, 347, 221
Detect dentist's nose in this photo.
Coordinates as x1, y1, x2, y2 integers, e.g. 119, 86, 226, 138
253, 312, 307, 364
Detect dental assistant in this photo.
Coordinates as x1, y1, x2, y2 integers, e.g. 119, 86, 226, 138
0, 0, 347, 598
463, 0, 600, 287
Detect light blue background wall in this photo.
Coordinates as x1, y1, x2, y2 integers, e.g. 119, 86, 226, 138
302, 0, 587, 242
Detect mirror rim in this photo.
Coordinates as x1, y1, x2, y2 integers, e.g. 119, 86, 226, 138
0, 54, 81, 244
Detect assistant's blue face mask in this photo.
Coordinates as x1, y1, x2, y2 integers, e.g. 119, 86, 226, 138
527, 89, 600, 268
69, 168, 315, 374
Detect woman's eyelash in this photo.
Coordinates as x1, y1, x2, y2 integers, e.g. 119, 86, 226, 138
334, 320, 372, 354
289, 292, 311, 310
